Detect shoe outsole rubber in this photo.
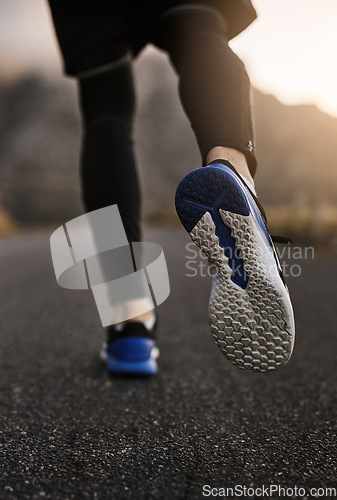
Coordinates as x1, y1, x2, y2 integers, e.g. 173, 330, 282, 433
175, 163, 295, 372
107, 356, 158, 376
100, 337, 159, 376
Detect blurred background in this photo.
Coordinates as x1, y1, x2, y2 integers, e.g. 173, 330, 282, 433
0, 0, 337, 244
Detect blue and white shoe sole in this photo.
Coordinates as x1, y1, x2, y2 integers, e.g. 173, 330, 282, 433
175, 163, 295, 372
100, 338, 159, 376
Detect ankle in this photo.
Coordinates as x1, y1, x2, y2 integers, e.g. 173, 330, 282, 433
205, 146, 255, 188
113, 297, 156, 328
116, 309, 156, 329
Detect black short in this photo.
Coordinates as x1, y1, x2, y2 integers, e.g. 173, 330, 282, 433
47, 0, 256, 76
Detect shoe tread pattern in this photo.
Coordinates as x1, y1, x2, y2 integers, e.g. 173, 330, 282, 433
191, 211, 294, 372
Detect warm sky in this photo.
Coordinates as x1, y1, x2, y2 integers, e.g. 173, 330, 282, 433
1, 0, 337, 117
230, 0, 337, 117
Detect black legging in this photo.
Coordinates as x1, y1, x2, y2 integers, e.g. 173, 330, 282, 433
79, 8, 255, 243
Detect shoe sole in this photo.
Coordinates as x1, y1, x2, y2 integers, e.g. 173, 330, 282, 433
175, 163, 295, 372
107, 356, 158, 376
100, 340, 159, 376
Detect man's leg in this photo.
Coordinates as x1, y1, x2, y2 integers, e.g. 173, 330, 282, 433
79, 56, 141, 243
156, 7, 295, 372
156, 6, 256, 184
78, 56, 155, 326
78, 55, 158, 375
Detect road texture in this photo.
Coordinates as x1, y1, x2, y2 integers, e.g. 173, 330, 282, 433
1, 227, 337, 499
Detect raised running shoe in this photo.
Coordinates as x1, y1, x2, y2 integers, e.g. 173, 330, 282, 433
175, 159, 295, 372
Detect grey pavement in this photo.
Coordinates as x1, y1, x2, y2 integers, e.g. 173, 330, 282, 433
1, 227, 337, 500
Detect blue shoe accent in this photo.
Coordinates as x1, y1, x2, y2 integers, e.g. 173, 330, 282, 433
106, 337, 158, 375
175, 163, 260, 289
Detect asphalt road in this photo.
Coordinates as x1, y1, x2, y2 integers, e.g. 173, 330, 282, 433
1, 227, 337, 500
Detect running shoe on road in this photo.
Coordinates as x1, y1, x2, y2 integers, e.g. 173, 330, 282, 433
175, 159, 295, 372
100, 320, 159, 375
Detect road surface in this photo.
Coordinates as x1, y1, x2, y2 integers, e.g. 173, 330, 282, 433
1, 227, 337, 499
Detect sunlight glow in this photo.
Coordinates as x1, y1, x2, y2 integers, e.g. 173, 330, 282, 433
1, 0, 337, 117
230, 0, 337, 117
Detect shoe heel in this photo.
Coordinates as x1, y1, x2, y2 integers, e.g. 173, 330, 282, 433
106, 337, 158, 375
175, 165, 250, 233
